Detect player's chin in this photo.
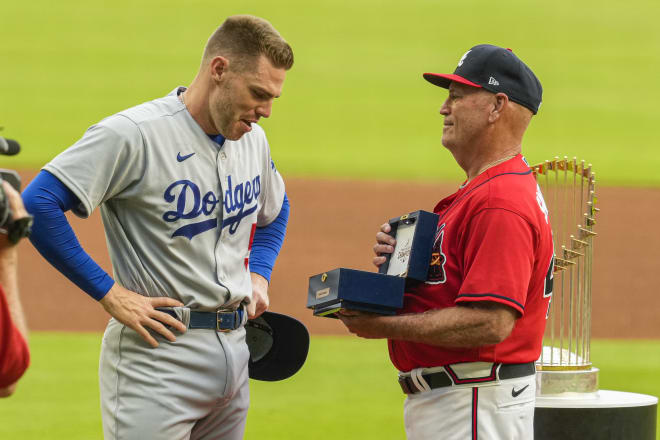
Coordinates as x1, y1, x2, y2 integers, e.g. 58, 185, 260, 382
225, 120, 252, 140
441, 134, 455, 150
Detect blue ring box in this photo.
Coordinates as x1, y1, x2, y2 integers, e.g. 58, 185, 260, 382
307, 210, 439, 318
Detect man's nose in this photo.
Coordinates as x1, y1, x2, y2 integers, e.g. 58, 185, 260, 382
257, 100, 273, 118
439, 99, 450, 116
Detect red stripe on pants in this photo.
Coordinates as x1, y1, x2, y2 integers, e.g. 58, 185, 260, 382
472, 387, 478, 440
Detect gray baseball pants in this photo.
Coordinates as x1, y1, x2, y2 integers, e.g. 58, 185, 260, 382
99, 314, 249, 440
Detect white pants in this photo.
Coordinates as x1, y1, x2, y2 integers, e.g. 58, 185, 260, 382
403, 374, 536, 440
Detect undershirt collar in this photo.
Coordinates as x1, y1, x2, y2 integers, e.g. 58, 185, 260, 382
207, 133, 226, 146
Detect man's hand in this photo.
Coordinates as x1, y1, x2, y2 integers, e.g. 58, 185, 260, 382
99, 283, 187, 348
337, 309, 391, 339
247, 272, 269, 319
373, 222, 396, 268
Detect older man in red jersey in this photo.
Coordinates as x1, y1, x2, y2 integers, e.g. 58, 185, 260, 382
339, 44, 553, 440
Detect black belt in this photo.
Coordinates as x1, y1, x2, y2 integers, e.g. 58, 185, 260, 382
158, 308, 245, 332
398, 362, 536, 395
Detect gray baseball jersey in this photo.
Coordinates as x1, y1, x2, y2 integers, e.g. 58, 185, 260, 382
44, 87, 285, 310
44, 87, 286, 439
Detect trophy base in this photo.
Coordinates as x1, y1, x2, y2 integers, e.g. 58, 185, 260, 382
534, 390, 658, 440
535, 366, 599, 396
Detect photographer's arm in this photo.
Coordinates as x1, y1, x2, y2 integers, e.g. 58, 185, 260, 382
0, 182, 30, 397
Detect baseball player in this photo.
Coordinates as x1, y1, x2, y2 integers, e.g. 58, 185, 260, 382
338, 44, 553, 439
22, 15, 292, 439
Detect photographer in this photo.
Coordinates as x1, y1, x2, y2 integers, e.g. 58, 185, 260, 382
0, 179, 31, 397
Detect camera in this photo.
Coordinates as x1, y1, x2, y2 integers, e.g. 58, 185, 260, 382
0, 136, 33, 243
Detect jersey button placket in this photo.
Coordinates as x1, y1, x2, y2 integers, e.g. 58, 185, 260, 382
216, 149, 227, 238
215, 147, 229, 291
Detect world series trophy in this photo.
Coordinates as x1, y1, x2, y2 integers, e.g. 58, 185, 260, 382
307, 210, 439, 318
534, 157, 599, 394
531, 157, 657, 439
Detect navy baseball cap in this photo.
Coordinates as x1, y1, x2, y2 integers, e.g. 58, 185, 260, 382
245, 311, 309, 381
423, 44, 543, 114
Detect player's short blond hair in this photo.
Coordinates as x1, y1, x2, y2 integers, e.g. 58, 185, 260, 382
203, 15, 294, 71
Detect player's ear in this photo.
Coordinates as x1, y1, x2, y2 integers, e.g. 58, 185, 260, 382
489, 93, 508, 123
210, 56, 230, 83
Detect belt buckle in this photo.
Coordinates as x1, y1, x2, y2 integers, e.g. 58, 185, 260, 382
398, 376, 415, 395
216, 310, 234, 332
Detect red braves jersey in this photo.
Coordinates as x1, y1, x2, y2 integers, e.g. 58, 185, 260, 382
389, 155, 554, 372
0, 284, 30, 388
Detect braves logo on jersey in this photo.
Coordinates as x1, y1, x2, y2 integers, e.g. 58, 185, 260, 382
426, 223, 447, 284
162, 174, 261, 240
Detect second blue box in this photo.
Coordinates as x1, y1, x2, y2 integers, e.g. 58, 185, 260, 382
307, 268, 405, 317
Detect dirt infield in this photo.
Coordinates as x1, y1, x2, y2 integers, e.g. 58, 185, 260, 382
15, 171, 660, 338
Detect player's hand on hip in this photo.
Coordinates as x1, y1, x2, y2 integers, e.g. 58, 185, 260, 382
373, 222, 396, 268
99, 283, 187, 348
247, 272, 269, 319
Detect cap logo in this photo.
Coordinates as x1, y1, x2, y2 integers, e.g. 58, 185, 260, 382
457, 50, 471, 67
488, 76, 500, 86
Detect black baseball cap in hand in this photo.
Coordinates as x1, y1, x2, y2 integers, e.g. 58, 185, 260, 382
423, 44, 543, 114
245, 311, 310, 381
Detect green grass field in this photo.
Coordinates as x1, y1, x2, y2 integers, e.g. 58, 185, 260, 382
0, 334, 658, 439
1, 0, 659, 185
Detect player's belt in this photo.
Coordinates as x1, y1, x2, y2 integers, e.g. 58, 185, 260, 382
159, 308, 246, 332
398, 362, 536, 395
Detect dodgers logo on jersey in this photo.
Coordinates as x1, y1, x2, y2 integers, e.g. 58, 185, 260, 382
162, 174, 261, 239
426, 223, 447, 284
222, 175, 260, 234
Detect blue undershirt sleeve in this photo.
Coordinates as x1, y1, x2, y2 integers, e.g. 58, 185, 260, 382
249, 193, 289, 282
22, 170, 115, 300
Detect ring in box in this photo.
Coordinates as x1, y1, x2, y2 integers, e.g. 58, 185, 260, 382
307, 210, 440, 318
378, 210, 440, 281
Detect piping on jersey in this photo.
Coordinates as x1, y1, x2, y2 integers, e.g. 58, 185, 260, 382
437, 170, 532, 224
